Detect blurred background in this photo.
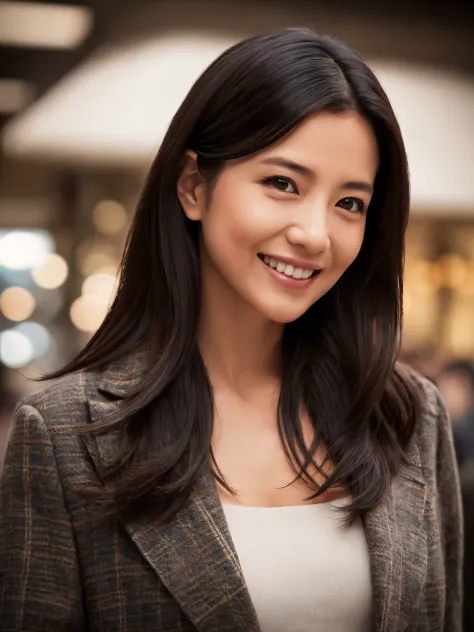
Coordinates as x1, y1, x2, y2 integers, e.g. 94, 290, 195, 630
0, 0, 474, 623
0, 0, 474, 461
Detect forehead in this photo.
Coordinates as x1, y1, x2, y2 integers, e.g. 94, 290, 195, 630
253, 111, 379, 181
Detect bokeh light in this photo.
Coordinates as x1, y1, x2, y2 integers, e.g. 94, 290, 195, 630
82, 272, 117, 300
70, 295, 108, 333
0, 329, 34, 368
0, 230, 53, 270
92, 199, 128, 236
14, 321, 51, 358
75, 239, 117, 276
0, 286, 36, 321
31, 252, 69, 289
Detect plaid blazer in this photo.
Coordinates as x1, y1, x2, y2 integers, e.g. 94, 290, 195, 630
0, 352, 463, 631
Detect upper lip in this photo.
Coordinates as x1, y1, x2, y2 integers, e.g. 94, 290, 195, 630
260, 253, 323, 271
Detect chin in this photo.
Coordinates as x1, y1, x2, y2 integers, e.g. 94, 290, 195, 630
257, 301, 312, 324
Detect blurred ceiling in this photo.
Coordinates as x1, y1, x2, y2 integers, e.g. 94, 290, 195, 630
0, 0, 473, 135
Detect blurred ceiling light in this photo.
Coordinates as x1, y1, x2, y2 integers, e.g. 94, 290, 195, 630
31, 252, 69, 289
93, 200, 128, 235
0, 286, 36, 321
1, 33, 236, 163
3, 32, 474, 213
14, 321, 51, 358
70, 295, 107, 333
0, 1, 93, 49
0, 79, 34, 113
0, 329, 34, 368
0, 230, 53, 270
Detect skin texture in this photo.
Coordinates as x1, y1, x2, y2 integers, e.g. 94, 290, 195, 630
177, 111, 379, 506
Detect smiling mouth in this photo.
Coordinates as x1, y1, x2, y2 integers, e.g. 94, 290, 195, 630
257, 254, 319, 280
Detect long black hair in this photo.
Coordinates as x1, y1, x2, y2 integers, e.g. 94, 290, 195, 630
44, 28, 422, 524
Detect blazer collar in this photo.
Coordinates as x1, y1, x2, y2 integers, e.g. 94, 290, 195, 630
95, 349, 148, 398
83, 354, 428, 632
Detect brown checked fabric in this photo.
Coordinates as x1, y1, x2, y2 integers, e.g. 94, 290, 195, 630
0, 352, 463, 631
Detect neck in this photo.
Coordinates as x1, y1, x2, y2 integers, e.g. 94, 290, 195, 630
198, 262, 283, 395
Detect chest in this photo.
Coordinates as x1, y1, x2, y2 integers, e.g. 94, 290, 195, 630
211, 392, 341, 506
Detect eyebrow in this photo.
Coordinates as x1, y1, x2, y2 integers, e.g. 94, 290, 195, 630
259, 156, 374, 195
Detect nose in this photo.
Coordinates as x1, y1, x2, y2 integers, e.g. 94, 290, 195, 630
285, 203, 330, 254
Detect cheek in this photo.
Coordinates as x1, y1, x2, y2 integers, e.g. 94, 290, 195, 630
203, 181, 276, 250
198, 187, 256, 276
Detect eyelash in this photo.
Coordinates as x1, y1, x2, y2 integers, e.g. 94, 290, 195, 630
262, 175, 298, 194
261, 176, 369, 214
339, 198, 368, 214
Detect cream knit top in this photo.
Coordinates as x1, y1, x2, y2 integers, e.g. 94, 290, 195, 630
222, 497, 372, 632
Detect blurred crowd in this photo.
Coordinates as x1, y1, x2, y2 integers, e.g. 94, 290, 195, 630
435, 358, 474, 629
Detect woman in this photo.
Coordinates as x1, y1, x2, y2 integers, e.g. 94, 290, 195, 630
0, 28, 463, 631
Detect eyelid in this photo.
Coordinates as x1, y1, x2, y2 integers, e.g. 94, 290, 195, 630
262, 175, 299, 194
337, 196, 368, 213
261, 180, 368, 212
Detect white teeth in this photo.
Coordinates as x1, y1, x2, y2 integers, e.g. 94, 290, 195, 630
261, 255, 315, 279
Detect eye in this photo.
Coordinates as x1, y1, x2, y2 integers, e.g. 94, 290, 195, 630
263, 176, 298, 194
337, 197, 367, 213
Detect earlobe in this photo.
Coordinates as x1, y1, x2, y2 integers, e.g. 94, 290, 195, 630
177, 150, 206, 221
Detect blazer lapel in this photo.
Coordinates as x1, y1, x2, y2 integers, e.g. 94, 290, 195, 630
123, 470, 260, 632
364, 440, 428, 632
82, 354, 260, 632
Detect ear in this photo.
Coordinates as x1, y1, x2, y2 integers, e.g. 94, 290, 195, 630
177, 150, 207, 221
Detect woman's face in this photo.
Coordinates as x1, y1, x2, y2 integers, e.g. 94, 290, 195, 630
180, 111, 379, 323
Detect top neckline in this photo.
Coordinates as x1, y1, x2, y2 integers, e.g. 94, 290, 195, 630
221, 496, 351, 511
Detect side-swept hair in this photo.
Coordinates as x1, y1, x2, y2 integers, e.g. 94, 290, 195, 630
43, 28, 422, 524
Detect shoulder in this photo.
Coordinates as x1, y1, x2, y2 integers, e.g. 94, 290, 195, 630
410, 372, 450, 450
17, 368, 102, 431
14, 349, 146, 432
5, 370, 104, 488
405, 370, 458, 489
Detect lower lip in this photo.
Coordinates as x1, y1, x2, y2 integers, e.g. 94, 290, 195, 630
259, 258, 319, 289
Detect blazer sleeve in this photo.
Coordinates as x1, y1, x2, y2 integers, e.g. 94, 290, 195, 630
433, 387, 464, 631
0, 403, 86, 631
